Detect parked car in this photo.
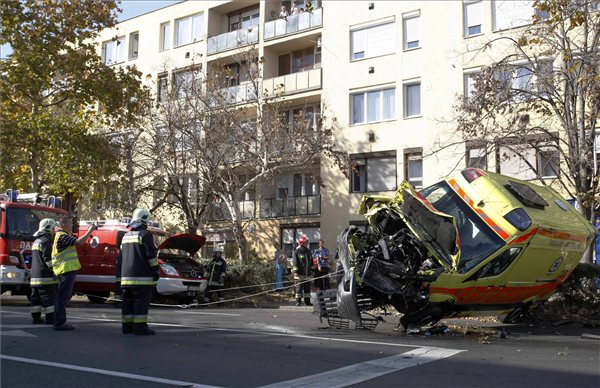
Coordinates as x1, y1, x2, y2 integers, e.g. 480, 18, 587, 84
332, 168, 596, 329
75, 220, 207, 303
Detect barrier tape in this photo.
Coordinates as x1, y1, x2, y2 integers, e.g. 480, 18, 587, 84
75, 270, 342, 309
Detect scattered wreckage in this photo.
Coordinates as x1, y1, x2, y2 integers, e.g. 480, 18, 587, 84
313, 168, 596, 331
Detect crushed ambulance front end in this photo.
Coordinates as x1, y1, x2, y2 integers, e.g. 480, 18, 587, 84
335, 168, 596, 328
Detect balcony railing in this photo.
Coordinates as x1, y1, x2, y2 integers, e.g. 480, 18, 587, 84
264, 8, 323, 40
207, 200, 255, 221
260, 195, 321, 218
216, 81, 257, 105
207, 26, 259, 55
263, 68, 322, 97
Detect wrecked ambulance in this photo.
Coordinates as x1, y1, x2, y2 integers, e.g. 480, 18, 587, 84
334, 168, 596, 329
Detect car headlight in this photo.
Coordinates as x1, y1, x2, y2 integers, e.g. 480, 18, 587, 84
160, 264, 179, 277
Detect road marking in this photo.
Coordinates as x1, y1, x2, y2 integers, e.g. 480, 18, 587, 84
259, 347, 465, 388
1, 330, 36, 337
180, 311, 241, 316
0, 354, 220, 388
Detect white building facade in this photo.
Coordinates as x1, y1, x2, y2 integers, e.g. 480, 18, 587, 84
94, 0, 554, 259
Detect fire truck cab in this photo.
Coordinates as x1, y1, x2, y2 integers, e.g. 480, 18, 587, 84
0, 189, 69, 297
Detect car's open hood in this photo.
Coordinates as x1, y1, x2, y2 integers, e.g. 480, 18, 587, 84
358, 182, 459, 270
157, 233, 206, 256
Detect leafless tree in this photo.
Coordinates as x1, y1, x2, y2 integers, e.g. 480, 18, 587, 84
437, 0, 599, 262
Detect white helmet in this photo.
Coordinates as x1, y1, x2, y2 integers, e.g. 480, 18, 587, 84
33, 218, 56, 237
130, 208, 151, 226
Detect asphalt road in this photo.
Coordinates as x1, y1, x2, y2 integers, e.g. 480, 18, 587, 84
1, 295, 599, 388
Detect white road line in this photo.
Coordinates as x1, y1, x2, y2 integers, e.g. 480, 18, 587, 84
0, 354, 220, 388
1, 330, 36, 337
259, 347, 465, 388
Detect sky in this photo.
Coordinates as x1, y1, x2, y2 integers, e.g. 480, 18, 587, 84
118, 0, 183, 21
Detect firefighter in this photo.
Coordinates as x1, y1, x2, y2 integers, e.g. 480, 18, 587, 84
205, 246, 227, 303
118, 208, 159, 335
30, 218, 58, 324
293, 235, 313, 306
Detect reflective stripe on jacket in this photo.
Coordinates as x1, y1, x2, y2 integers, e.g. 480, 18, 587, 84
119, 229, 159, 288
51, 231, 80, 276
30, 235, 58, 286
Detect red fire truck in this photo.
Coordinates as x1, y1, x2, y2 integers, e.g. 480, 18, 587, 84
0, 190, 69, 297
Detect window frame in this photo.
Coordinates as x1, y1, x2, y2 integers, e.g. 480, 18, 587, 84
350, 86, 396, 125
102, 36, 126, 65
350, 20, 396, 61
350, 152, 397, 193
402, 12, 420, 50
464, 0, 483, 37
175, 12, 205, 47
403, 81, 421, 118
160, 21, 171, 51
129, 31, 139, 60
404, 149, 423, 189
492, 0, 534, 32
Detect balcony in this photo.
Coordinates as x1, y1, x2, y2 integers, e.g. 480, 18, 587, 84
207, 26, 259, 55
260, 195, 321, 218
264, 8, 323, 40
263, 68, 322, 97
207, 200, 255, 221
217, 81, 257, 105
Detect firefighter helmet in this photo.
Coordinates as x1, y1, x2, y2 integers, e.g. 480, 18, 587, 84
33, 218, 56, 237
130, 208, 151, 226
298, 235, 308, 246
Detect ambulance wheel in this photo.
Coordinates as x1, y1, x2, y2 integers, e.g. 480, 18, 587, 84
87, 292, 109, 304
498, 303, 529, 324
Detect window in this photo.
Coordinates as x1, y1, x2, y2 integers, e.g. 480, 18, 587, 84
498, 139, 559, 180
160, 22, 171, 51
287, 105, 321, 132
351, 21, 395, 60
102, 36, 125, 65
463, 72, 479, 100
281, 226, 320, 259
157, 74, 168, 102
404, 82, 421, 117
173, 68, 201, 98
466, 143, 488, 169
464, 1, 483, 36
293, 173, 318, 196
351, 87, 395, 125
495, 65, 535, 102
537, 147, 559, 178
175, 13, 204, 46
493, 0, 534, 31
129, 32, 139, 60
351, 153, 397, 193
404, 150, 423, 188
403, 13, 420, 50
229, 9, 259, 31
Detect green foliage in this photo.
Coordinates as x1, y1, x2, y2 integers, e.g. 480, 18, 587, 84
0, 0, 149, 197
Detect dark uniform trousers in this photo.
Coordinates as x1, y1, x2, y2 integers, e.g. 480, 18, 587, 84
121, 286, 153, 333
30, 285, 57, 324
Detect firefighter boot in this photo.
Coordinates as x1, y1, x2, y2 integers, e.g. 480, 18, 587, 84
295, 298, 302, 306
304, 297, 313, 306
32, 312, 43, 324
122, 322, 133, 334
44, 313, 54, 325
134, 323, 155, 336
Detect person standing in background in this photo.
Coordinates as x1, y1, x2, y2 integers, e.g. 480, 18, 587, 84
274, 242, 286, 292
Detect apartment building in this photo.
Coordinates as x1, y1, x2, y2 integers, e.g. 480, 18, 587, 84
94, 0, 557, 259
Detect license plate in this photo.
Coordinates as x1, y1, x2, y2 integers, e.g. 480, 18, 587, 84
188, 286, 200, 292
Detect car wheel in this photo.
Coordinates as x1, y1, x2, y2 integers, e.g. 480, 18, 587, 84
498, 303, 529, 323
87, 292, 109, 304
